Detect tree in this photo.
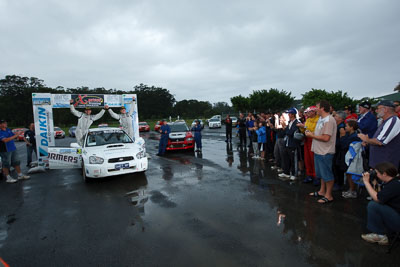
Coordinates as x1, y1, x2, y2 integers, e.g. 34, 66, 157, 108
230, 95, 250, 113
249, 89, 294, 112
301, 88, 356, 111
173, 100, 212, 118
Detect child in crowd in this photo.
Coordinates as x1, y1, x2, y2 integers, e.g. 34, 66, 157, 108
256, 121, 267, 160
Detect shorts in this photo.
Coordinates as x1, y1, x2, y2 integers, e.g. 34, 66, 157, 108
258, 143, 266, 152
314, 153, 334, 182
0, 150, 21, 169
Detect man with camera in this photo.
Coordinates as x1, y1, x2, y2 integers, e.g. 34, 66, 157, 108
361, 162, 400, 245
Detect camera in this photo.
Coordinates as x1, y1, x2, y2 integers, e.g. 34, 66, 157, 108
369, 169, 378, 183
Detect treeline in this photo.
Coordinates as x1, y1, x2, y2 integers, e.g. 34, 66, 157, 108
0, 75, 233, 127
230, 88, 379, 113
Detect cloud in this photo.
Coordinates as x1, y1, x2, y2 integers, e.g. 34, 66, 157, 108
1, 0, 399, 104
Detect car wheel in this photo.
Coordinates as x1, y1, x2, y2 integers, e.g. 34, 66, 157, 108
82, 163, 90, 183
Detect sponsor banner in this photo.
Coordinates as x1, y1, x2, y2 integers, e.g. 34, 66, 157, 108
52, 94, 71, 108
104, 94, 122, 107
71, 94, 105, 108
32, 93, 55, 167
48, 147, 82, 169
123, 94, 139, 140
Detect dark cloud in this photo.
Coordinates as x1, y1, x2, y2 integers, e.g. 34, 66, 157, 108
1, 0, 399, 103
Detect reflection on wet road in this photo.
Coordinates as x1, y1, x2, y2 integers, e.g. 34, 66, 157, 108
0, 128, 399, 266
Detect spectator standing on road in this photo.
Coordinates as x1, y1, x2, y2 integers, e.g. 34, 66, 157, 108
344, 105, 358, 123
157, 120, 171, 156
357, 101, 377, 138
237, 113, 247, 148
251, 122, 259, 159
394, 100, 400, 118
246, 113, 255, 148
23, 122, 36, 167
105, 96, 136, 139
306, 100, 337, 204
279, 108, 300, 181
256, 121, 266, 160
225, 115, 232, 142
70, 100, 106, 145
361, 162, 400, 245
297, 106, 319, 184
332, 111, 346, 190
191, 120, 202, 152
271, 113, 285, 173
0, 120, 30, 183
358, 100, 400, 169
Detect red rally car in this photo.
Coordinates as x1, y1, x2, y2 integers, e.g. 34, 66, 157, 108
139, 122, 150, 132
166, 122, 195, 151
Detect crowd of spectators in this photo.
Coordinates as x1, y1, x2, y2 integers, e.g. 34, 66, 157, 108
234, 99, 400, 245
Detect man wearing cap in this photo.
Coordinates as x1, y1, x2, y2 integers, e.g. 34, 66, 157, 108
70, 100, 106, 145
297, 106, 320, 183
279, 108, 300, 181
394, 100, 400, 118
0, 120, 30, 183
105, 97, 136, 139
157, 120, 171, 156
306, 100, 337, 204
357, 101, 377, 138
344, 106, 358, 123
358, 100, 400, 169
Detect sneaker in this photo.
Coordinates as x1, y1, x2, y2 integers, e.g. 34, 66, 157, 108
361, 233, 388, 245
18, 174, 31, 180
270, 166, 279, 170
252, 156, 259, 159
342, 190, 351, 197
343, 191, 357, 199
290, 176, 297, 181
278, 173, 290, 178
6, 176, 18, 183
277, 168, 284, 173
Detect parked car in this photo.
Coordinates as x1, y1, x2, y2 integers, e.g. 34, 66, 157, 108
166, 122, 195, 151
54, 127, 65, 138
208, 118, 221, 129
69, 126, 77, 137
191, 119, 204, 129
98, 123, 109, 128
231, 116, 238, 127
154, 121, 163, 132
12, 128, 28, 141
139, 122, 150, 132
49, 127, 148, 182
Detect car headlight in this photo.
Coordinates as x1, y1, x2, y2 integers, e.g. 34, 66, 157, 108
136, 150, 146, 159
89, 156, 104, 164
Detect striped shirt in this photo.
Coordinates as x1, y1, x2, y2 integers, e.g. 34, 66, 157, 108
369, 115, 400, 168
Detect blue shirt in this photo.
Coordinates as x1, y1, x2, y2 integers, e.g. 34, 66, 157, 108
0, 128, 17, 152
357, 111, 377, 138
160, 124, 171, 137
246, 120, 255, 136
256, 126, 266, 143
191, 124, 202, 137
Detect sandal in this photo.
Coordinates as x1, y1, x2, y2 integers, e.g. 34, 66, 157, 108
318, 197, 333, 204
309, 191, 323, 198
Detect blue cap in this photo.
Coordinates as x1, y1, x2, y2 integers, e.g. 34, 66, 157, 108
376, 100, 395, 108
286, 108, 297, 114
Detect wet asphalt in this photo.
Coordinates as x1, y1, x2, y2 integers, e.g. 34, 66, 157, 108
0, 127, 399, 267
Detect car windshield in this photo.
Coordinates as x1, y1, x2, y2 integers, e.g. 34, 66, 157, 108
70, 126, 76, 130
54, 127, 62, 131
209, 118, 219, 122
231, 117, 237, 120
139, 122, 147, 126
85, 130, 133, 147
169, 123, 189, 132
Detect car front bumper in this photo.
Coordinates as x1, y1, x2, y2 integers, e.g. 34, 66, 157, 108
84, 157, 148, 178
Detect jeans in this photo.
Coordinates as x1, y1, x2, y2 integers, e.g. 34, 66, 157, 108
367, 201, 400, 235
27, 145, 37, 165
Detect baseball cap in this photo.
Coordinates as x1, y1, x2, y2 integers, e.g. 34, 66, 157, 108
344, 105, 352, 110
120, 106, 126, 109
359, 101, 371, 109
286, 108, 297, 114
376, 100, 395, 108
0, 119, 6, 124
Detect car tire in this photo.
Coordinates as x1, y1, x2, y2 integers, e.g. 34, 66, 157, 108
82, 163, 90, 183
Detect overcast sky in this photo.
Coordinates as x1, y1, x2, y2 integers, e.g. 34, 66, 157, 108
1, 0, 399, 104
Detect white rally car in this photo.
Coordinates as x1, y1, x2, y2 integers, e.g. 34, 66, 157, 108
48, 127, 148, 182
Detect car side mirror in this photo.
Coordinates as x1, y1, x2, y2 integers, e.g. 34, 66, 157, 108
70, 143, 80, 148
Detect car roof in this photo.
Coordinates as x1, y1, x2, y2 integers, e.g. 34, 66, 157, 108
89, 127, 123, 132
